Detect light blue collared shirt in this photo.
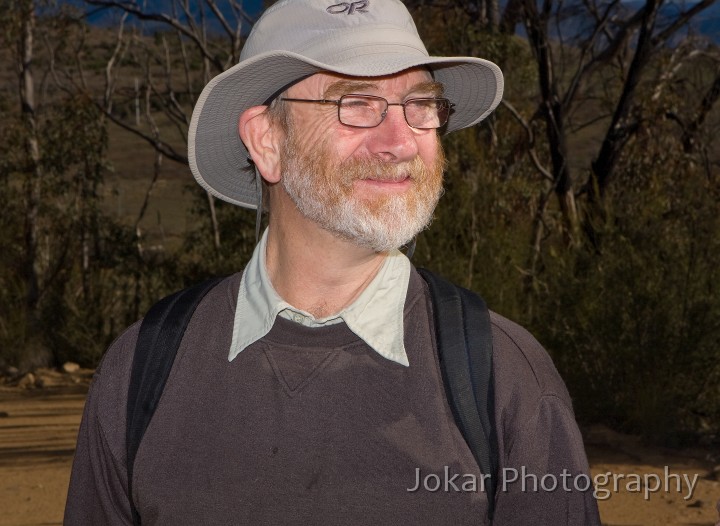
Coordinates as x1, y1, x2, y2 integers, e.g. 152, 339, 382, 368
228, 229, 412, 366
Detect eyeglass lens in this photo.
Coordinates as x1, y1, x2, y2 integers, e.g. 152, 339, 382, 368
337, 95, 449, 129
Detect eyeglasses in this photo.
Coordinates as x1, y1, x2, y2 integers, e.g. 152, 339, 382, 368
279, 94, 454, 130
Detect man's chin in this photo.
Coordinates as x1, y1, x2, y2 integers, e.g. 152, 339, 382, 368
320, 209, 428, 254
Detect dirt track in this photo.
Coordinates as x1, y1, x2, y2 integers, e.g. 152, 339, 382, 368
0, 386, 87, 526
1, 383, 718, 526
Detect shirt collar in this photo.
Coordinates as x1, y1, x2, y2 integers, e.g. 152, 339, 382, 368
229, 229, 411, 367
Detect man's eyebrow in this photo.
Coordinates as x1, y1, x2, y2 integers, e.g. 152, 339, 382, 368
322, 79, 445, 99
407, 81, 445, 97
324, 80, 378, 99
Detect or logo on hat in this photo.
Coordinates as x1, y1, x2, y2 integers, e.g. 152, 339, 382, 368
326, 1, 369, 15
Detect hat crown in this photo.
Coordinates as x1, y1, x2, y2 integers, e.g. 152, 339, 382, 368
240, 0, 427, 62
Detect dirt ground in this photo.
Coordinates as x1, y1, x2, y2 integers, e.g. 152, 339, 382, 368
1, 371, 719, 526
0, 381, 89, 526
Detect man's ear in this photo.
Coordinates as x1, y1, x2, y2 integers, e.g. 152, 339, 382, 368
239, 106, 283, 184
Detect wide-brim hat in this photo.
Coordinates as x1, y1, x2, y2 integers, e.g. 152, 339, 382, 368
189, 0, 504, 209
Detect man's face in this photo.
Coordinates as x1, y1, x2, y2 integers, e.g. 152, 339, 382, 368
276, 68, 445, 252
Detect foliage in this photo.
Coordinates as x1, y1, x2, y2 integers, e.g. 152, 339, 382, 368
177, 189, 258, 280
534, 147, 720, 445
0, 87, 156, 368
0, 7, 170, 369
418, 1, 720, 446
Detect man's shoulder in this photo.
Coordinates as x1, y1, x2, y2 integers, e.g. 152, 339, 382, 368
85, 273, 242, 454
93, 321, 140, 396
488, 309, 576, 446
489, 310, 571, 403
93, 272, 242, 391
409, 268, 571, 406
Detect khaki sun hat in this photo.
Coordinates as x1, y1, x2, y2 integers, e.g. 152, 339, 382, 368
188, 0, 504, 209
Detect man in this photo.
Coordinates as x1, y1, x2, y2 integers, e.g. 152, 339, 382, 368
65, 0, 601, 524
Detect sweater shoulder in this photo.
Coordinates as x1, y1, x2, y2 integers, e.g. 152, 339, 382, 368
89, 273, 242, 442
489, 310, 572, 406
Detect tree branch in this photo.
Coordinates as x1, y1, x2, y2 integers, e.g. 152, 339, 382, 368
501, 100, 554, 182
652, 0, 716, 46
84, 0, 224, 71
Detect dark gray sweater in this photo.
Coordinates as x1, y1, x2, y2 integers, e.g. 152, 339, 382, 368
64, 269, 601, 525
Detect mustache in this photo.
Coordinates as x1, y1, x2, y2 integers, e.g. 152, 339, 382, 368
338, 156, 429, 184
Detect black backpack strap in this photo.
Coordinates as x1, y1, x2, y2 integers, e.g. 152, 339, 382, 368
126, 276, 225, 526
417, 268, 498, 521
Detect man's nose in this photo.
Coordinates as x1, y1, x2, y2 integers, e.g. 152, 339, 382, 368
365, 105, 420, 163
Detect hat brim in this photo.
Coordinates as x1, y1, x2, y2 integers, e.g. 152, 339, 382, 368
188, 51, 503, 209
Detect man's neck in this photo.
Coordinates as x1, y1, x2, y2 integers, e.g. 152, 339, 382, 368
264, 203, 387, 319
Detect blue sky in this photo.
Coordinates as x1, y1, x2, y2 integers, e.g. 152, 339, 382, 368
60, 0, 264, 33
58, 0, 719, 41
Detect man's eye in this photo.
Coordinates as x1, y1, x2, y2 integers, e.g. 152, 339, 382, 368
341, 97, 374, 108
409, 99, 438, 109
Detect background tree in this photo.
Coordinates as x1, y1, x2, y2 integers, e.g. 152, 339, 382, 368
82, 0, 254, 258
411, 0, 720, 444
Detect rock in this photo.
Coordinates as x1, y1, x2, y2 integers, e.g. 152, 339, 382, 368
62, 362, 80, 374
33, 368, 67, 388
5, 366, 19, 378
18, 373, 36, 389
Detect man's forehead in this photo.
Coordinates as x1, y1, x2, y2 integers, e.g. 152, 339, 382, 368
289, 69, 442, 97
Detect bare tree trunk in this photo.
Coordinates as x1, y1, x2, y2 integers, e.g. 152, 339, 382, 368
682, 69, 720, 153
207, 192, 221, 255
476, 0, 488, 26
524, 186, 554, 317
590, 0, 662, 201
500, 0, 523, 33
523, 0, 579, 242
17, 0, 42, 316
487, 0, 500, 32
467, 202, 479, 288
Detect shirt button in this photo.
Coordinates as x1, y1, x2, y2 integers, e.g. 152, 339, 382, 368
293, 313, 304, 323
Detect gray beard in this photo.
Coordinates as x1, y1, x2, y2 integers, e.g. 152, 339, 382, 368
281, 160, 441, 252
